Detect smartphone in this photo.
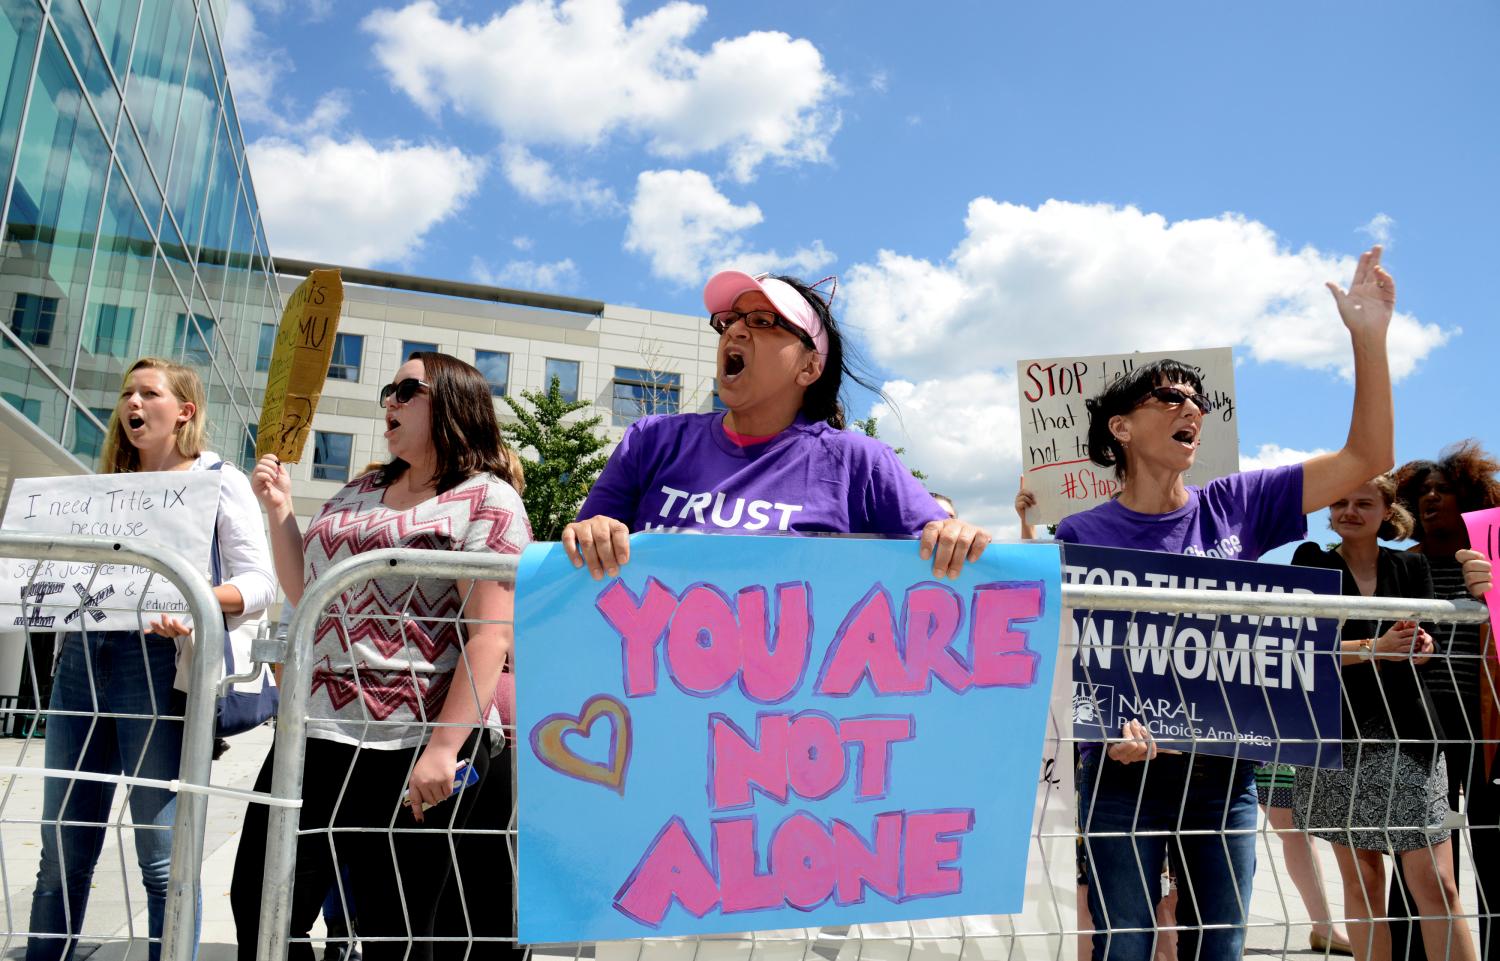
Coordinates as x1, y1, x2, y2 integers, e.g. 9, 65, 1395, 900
404, 759, 481, 812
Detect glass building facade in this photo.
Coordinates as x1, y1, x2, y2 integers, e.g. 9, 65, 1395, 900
0, 0, 279, 492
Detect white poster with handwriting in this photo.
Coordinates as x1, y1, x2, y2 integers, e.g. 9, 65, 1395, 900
1, 472, 221, 631
1016, 347, 1239, 525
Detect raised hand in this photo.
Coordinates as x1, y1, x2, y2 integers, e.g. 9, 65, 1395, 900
1326, 245, 1395, 340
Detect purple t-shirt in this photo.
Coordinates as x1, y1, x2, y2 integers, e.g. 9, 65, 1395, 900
578, 413, 947, 536
1054, 464, 1306, 561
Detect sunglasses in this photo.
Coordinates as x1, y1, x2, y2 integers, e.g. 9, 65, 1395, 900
709, 309, 816, 351
378, 378, 430, 408
1135, 386, 1213, 415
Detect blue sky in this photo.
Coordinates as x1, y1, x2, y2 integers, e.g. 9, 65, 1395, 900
228, 0, 1499, 533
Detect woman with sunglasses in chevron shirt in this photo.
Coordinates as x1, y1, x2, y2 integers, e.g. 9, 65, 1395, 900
564, 270, 990, 577
1060, 246, 1402, 961
232, 352, 530, 961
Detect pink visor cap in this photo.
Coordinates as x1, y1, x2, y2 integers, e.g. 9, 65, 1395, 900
703, 270, 829, 362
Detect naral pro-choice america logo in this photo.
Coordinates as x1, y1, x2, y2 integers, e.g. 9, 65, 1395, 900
1071, 682, 1114, 727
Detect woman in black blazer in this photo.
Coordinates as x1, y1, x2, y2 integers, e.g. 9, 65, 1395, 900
1291, 474, 1473, 961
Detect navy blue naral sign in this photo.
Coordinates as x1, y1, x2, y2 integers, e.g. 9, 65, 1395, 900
1064, 544, 1343, 768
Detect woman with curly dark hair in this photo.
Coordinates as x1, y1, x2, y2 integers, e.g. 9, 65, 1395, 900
1388, 440, 1500, 961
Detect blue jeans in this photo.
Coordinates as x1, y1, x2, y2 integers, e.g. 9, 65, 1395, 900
27, 630, 193, 961
1079, 752, 1258, 961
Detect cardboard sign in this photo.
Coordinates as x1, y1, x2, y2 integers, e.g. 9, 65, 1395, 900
1015, 348, 1239, 525
256, 269, 343, 462
1, 472, 221, 630
515, 534, 1064, 943
1064, 544, 1343, 767
1463, 507, 1500, 640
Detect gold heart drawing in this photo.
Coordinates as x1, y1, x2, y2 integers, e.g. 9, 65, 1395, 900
530, 694, 632, 795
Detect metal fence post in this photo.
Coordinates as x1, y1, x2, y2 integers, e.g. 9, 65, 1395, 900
0, 531, 223, 961
256, 548, 519, 961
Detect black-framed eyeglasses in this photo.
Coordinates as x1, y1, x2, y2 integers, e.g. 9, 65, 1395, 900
708, 309, 816, 351
1135, 386, 1213, 415
378, 378, 430, 408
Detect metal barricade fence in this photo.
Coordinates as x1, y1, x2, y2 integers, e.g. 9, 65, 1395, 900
0, 532, 228, 961
255, 548, 1494, 961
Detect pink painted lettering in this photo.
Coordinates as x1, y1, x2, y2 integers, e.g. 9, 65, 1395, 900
709, 714, 790, 809
902, 809, 975, 899
613, 817, 721, 927
831, 813, 903, 905
738, 583, 811, 703
596, 578, 678, 697
838, 716, 914, 798
969, 584, 1042, 688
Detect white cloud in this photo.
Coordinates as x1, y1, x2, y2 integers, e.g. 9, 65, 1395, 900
844, 199, 1452, 383
512, 236, 534, 251
869, 70, 889, 93
869, 372, 1024, 538
499, 144, 620, 214
362, 0, 840, 181
249, 136, 485, 266
1239, 443, 1331, 473
470, 255, 581, 292
219, 3, 287, 127
624, 169, 834, 284
1359, 212, 1395, 246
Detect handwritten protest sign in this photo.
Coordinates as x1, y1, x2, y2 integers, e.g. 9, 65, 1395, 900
515, 535, 1063, 943
1015, 348, 1239, 525
256, 269, 343, 462
1463, 507, 1500, 640
1, 472, 221, 630
1065, 544, 1343, 767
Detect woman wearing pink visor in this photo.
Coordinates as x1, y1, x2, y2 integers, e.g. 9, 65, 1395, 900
563, 270, 990, 576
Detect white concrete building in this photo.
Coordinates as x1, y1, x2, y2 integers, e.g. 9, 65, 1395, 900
266, 260, 722, 523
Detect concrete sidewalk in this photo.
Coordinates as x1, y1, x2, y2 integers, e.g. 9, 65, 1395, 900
0, 724, 1481, 960
0, 723, 274, 960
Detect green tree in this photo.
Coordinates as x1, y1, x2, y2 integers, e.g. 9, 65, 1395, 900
852, 415, 928, 481
502, 376, 612, 540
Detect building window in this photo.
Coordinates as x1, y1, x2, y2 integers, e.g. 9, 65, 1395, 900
544, 358, 580, 404
10, 294, 58, 347
312, 431, 353, 482
2, 392, 42, 425
91, 305, 135, 357
475, 350, 510, 397
71, 407, 112, 461
402, 340, 437, 361
612, 367, 680, 426
327, 333, 363, 381
241, 424, 259, 472
256, 323, 276, 372
174, 312, 216, 365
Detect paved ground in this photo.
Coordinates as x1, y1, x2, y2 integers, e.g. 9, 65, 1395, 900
0, 726, 1480, 960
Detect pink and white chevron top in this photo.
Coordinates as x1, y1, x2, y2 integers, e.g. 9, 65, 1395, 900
301, 471, 530, 749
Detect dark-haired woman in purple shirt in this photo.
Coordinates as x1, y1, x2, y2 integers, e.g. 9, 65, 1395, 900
563, 270, 990, 577
1059, 246, 1400, 961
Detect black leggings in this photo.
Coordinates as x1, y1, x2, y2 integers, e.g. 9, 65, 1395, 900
231, 736, 489, 961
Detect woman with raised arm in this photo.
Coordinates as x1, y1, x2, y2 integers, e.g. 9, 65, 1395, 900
27, 357, 275, 961
230, 352, 530, 961
1059, 247, 1398, 961
563, 271, 988, 575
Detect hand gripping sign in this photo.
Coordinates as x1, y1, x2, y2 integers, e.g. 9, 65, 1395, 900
256, 269, 344, 463
514, 534, 1063, 943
